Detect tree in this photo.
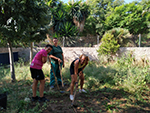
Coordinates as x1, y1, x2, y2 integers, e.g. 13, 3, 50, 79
47, 0, 77, 46
81, 0, 124, 45
68, 0, 90, 33
86, 0, 124, 35
20, 0, 51, 62
105, 3, 149, 46
47, 0, 90, 46
0, 0, 51, 81
142, 0, 150, 22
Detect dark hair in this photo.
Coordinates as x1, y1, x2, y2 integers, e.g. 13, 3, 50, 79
53, 37, 58, 40
45, 44, 53, 48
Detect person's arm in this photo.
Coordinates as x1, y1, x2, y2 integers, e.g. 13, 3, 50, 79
49, 55, 62, 62
42, 56, 47, 63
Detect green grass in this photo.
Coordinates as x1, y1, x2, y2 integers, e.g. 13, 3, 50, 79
0, 56, 150, 113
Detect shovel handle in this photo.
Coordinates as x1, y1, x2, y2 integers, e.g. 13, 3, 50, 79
49, 57, 60, 90
58, 62, 64, 87
72, 76, 79, 104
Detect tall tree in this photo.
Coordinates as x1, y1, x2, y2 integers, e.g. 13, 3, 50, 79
83, 0, 124, 41
47, 0, 77, 46
105, 3, 149, 46
0, 0, 51, 81
47, 0, 89, 46
20, 0, 51, 62
68, 0, 90, 32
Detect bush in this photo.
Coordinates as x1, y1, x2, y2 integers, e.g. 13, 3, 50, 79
97, 28, 130, 56
97, 33, 120, 55
107, 28, 130, 47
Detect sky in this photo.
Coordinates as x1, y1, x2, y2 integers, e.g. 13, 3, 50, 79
62, 0, 139, 4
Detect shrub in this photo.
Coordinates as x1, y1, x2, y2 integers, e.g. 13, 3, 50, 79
107, 28, 130, 47
97, 28, 130, 56
97, 33, 120, 55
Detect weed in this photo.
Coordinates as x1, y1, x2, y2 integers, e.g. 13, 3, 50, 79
0, 55, 150, 113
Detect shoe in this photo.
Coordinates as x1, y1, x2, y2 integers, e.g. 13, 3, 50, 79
70, 95, 74, 101
39, 97, 49, 102
79, 89, 87, 93
50, 85, 54, 89
31, 96, 39, 102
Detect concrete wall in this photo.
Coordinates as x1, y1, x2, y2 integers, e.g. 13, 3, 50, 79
1, 47, 150, 62
118, 47, 150, 61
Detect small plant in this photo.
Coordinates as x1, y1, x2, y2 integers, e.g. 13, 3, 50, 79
97, 33, 120, 56
97, 28, 130, 62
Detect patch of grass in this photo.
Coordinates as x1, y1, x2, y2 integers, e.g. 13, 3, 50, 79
0, 56, 150, 113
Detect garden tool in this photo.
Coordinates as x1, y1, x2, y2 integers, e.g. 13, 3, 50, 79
48, 57, 64, 93
58, 62, 64, 87
71, 75, 80, 107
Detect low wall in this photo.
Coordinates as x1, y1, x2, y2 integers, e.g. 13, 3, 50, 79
0, 47, 150, 62
118, 47, 150, 61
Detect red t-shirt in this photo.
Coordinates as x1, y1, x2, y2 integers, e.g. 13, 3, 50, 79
30, 49, 47, 69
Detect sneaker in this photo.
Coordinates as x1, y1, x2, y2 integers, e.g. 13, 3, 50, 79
31, 96, 39, 102
70, 95, 74, 101
39, 97, 49, 102
79, 89, 87, 93
49, 85, 54, 89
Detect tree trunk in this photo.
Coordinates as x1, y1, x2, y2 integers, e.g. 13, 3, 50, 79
30, 42, 33, 63
139, 34, 141, 47
132, 35, 138, 47
63, 36, 65, 47
7, 41, 16, 82
97, 35, 99, 44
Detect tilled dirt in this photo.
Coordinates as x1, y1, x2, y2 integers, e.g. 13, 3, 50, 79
29, 83, 150, 113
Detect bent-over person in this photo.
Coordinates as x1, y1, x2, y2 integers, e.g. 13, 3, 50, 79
69, 54, 89, 100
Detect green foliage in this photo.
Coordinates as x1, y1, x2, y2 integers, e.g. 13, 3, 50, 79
20, 0, 51, 43
142, 0, 150, 17
112, 55, 150, 95
105, 3, 149, 35
68, 0, 90, 22
83, 0, 124, 36
107, 28, 131, 47
0, 0, 51, 80
86, 57, 149, 96
97, 32, 120, 55
82, 16, 97, 36
46, 0, 90, 46
97, 28, 131, 55
0, 58, 150, 112
48, 0, 79, 46
0, 0, 51, 44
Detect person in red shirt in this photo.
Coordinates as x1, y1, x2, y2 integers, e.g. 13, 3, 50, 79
30, 44, 52, 102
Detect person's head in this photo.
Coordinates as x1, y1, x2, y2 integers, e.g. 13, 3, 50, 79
79, 54, 90, 64
45, 44, 53, 53
53, 38, 58, 46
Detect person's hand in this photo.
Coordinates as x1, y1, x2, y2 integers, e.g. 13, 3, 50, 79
57, 58, 62, 63
79, 71, 83, 76
63, 63, 65, 68
75, 82, 78, 88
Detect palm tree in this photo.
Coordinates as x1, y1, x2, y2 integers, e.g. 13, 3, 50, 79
68, 0, 90, 32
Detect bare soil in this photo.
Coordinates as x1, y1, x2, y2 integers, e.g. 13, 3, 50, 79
29, 82, 150, 113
